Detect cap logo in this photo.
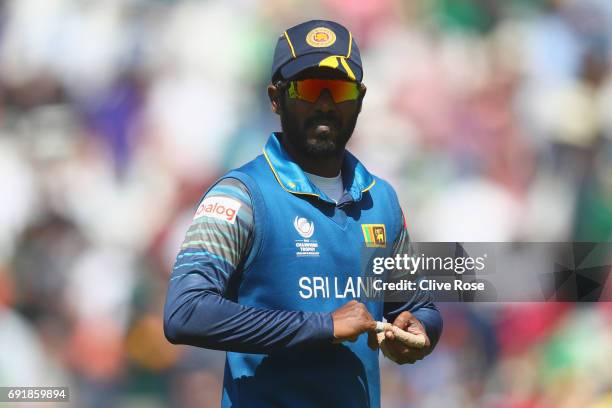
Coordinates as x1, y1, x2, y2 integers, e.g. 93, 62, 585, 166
306, 27, 336, 48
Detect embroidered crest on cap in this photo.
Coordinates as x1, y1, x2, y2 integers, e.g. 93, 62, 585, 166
306, 27, 336, 48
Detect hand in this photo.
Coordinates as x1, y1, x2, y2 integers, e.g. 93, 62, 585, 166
331, 300, 378, 350
379, 311, 431, 364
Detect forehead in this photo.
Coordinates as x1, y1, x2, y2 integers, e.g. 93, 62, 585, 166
289, 67, 355, 82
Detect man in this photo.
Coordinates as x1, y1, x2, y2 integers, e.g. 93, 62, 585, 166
164, 20, 442, 407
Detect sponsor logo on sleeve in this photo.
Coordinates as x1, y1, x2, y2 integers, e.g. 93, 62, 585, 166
194, 196, 241, 224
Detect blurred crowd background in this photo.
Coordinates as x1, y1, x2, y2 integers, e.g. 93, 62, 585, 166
1, 0, 612, 407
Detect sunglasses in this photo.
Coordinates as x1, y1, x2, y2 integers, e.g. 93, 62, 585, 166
283, 79, 361, 103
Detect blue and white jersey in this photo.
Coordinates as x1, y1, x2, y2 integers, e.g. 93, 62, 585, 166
164, 133, 442, 408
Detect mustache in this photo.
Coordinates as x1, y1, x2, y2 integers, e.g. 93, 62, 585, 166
304, 114, 341, 130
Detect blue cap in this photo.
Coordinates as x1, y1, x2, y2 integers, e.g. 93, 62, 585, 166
271, 20, 363, 83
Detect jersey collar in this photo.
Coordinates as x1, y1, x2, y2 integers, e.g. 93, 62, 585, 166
262, 132, 375, 203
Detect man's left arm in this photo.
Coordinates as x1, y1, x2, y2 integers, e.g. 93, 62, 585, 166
382, 211, 443, 363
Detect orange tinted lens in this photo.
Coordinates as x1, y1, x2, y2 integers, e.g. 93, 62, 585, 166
293, 79, 359, 103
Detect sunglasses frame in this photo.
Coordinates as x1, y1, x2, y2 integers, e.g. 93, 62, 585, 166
275, 78, 364, 104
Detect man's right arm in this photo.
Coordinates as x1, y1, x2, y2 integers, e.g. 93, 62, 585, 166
383, 213, 443, 351
163, 178, 335, 353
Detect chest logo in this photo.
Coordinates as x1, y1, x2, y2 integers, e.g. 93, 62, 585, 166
294, 216, 315, 238
362, 224, 386, 248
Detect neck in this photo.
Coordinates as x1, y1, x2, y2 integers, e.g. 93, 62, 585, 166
280, 134, 343, 177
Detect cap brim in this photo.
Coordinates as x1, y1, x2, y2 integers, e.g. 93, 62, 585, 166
279, 52, 363, 82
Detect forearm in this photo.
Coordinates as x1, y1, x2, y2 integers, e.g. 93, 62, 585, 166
164, 273, 333, 353
386, 219, 443, 349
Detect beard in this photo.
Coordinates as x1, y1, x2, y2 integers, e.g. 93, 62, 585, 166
280, 98, 358, 158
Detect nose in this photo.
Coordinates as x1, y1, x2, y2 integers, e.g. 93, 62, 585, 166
314, 88, 335, 112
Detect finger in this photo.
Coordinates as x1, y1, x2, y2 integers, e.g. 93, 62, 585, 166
385, 330, 395, 341
383, 339, 406, 357
391, 325, 426, 349
393, 311, 412, 330
362, 309, 375, 325
381, 341, 416, 364
367, 330, 379, 350
399, 347, 427, 361
393, 319, 408, 330
404, 319, 425, 334
399, 348, 425, 363
366, 319, 377, 331
385, 338, 426, 359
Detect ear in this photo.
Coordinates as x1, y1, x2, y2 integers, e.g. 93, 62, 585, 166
267, 84, 281, 115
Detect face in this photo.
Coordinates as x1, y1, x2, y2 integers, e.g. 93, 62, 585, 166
269, 68, 366, 158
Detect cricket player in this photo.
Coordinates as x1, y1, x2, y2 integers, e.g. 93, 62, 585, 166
164, 20, 442, 407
